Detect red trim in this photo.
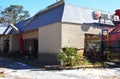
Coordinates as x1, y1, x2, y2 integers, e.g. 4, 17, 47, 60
19, 34, 24, 52
110, 24, 120, 33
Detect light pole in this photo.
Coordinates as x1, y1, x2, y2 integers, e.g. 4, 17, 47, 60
101, 29, 108, 61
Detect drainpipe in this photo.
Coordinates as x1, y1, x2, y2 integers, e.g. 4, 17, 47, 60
101, 30, 104, 61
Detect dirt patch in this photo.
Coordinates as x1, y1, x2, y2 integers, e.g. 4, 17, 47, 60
14, 76, 34, 79
0, 68, 6, 77
101, 76, 119, 79
0, 73, 5, 77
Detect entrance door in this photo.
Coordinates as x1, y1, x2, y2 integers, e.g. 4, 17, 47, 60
3, 39, 9, 56
24, 38, 38, 58
84, 34, 101, 60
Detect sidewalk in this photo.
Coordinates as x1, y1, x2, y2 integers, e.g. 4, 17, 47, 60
1, 68, 120, 79
0, 57, 120, 79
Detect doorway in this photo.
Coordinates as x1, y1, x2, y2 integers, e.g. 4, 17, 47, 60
3, 38, 9, 56
84, 34, 101, 60
24, 38, 38, 58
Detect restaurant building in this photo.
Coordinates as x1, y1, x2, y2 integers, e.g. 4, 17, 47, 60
0, 1, 117, 64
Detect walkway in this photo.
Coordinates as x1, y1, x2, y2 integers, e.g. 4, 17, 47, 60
0, 57, 120, 79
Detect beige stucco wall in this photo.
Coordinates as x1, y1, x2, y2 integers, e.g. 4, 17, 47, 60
0, 37, 4, 52
7, 30, 38, 52
9, 34, 20, 52
23, 29, 38, 39
61, 23, 103, 49
38, 23, 61, 54
38, 22, 103, 54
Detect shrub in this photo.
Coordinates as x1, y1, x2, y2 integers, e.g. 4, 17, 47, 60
58, 47, 83, 67
82, 58, 92, 65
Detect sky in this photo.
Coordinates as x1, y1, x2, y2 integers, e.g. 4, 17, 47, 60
0, 0, 120, 17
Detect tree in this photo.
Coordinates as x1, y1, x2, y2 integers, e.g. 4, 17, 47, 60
1, 5, 30, 24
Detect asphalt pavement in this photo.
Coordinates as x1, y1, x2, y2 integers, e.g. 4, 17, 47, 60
0, 57, 120, 79
0, 57, 35, 70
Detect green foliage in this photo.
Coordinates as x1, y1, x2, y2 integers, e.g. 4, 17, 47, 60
93, 62, 107, 67
58, 47, 83, 67
82, 58, 92, 65
58, 47, 107, 68
1, 5, 30, 24
58, 47, 93, 67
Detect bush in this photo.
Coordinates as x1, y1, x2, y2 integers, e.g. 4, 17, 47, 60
58, 47, 107, 68
58, 47, 83, 67
82, 58, 92, 65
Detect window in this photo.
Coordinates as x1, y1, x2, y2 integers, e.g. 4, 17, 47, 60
85, 34, 101, 52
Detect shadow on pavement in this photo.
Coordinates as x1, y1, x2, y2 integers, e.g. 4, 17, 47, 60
0, 57, 38, 70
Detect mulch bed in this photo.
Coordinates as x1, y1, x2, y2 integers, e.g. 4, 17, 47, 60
44, 65, 102, 70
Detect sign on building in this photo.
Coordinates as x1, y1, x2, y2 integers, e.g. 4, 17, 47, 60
93, 11, 120, 25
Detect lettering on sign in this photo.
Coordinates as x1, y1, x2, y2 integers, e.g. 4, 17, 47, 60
93, 11, 120, 21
